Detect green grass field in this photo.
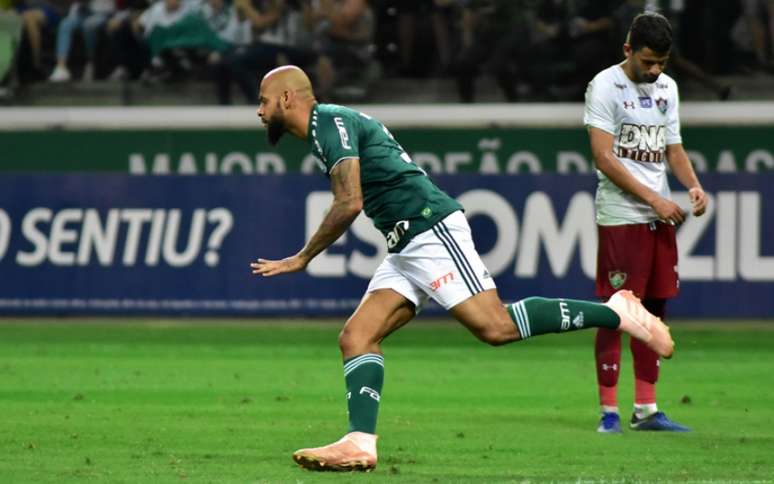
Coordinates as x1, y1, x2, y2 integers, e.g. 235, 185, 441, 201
1, 319, 773, 483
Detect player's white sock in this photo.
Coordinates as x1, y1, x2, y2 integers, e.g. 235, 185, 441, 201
634, 403, 658, 419
601, 405, 619, 415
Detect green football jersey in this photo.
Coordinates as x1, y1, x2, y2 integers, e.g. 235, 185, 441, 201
307, 103, 463, 253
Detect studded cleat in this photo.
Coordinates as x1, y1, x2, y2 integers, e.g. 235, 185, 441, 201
630, 411, 690, 432
597, 412, 623, 433
292, 433, 377, 472
605, 290, 674, 359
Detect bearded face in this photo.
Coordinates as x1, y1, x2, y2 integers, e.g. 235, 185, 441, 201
265, 100, 286, 146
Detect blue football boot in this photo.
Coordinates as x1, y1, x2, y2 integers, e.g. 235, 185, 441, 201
597, 412, 623, 433
630, 411, 690, 432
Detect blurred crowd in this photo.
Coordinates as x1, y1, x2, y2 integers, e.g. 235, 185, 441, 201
1, 0, 773, 103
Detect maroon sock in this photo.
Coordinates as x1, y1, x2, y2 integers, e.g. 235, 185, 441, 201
595, 327, 621, 406
631, 299, 666, 404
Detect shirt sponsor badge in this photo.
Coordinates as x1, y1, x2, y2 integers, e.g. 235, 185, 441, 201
639, 96, 652, 108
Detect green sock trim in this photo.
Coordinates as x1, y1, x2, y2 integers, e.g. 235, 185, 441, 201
344, 353, 384, 434
508, 297, 620, 338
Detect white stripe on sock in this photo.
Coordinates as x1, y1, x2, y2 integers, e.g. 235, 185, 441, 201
343, 354, 384, 376
516, 301, 531, 338
343, 353, 383, 372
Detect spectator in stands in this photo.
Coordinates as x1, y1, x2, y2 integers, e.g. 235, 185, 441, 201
393, 0, 457, 77
563, 0, 621, 97
10, 0, 61, 80
1, 0, 23, 88
200, 0, 250, 49
104, 0, 149, 80
454, 0, 535, 102
213, 0, 318, 104
49, 0, 116, 82
139, 0, 233, 82
741, 0, 774, 69
303, 0, 374, 98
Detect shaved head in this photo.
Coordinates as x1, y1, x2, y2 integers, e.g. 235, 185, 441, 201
260, 65, 315, 100
257, 65, 317, 146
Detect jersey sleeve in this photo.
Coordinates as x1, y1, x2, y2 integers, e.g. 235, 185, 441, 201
583, 76, 618, 135
312, 112, 360, 174
665, 80, 683, 145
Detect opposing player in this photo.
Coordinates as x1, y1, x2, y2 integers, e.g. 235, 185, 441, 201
251, 65, 674, 472
584, 12, 708, 434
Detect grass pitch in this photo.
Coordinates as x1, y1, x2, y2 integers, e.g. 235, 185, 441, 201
1, 319, 773, 483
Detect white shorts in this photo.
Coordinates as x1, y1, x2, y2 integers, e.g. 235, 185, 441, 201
367, 210, 496, 311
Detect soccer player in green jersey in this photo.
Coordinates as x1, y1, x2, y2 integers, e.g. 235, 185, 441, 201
250, 65, 675, 472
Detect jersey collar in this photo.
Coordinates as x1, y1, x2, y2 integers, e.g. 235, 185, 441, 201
307, 103, 319, 144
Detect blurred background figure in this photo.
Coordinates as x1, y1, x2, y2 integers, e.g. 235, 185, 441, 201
213, 0, 318, 105
454, 0, 534, 103
392, 0, 456, 77
104, 0, 150, 81
1, 0, 773, 103
0, 0, 24, 92
9, 0, 60, 82
736, 0, 774, 70
303, 0, 374, 99
48, 0, 115, 82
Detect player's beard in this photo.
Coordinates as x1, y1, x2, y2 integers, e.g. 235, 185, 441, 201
266, 111, 286, 146
633, 61, 658, 84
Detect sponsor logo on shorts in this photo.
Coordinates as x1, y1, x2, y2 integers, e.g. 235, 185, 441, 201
430, 271, 454, 292
609, 271, 627, 289
421, 207, 432, 219
601, 363, 619, 371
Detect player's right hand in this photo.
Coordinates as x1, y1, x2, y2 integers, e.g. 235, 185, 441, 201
251, 255, 308, 277
651, 197, 686, 225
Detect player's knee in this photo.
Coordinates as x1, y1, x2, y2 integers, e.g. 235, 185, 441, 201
338, 325, 372, 355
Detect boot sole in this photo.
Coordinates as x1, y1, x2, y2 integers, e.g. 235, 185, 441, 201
293, 453, 375, 472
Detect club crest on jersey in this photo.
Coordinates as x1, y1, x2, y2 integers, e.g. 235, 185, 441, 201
639, 96, 652, 108
623, 101, 635, 110
655, 97, 668, 114
608, 271, 627, 289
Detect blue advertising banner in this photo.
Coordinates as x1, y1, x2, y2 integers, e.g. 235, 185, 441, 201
0, 174, 772, 317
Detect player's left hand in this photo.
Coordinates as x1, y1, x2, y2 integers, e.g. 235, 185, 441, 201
689, 186, 708, 216
250, 255, 308, 277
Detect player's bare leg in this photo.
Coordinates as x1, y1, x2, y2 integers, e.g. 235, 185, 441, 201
292, 289, 414, 472
448, 289, 520, 344
449, 289, 673, 358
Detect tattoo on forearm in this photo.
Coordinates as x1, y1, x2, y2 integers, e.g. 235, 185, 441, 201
299, 159, 362, 261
